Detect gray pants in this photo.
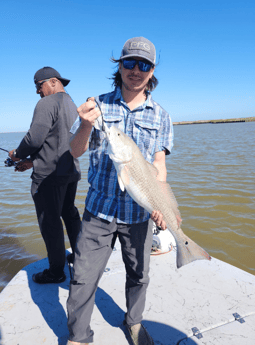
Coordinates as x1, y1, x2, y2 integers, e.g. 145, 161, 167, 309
67, 209, 152, 343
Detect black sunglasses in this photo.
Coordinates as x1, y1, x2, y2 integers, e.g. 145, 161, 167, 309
122, 58, 153, 72
35, 78, 51, 90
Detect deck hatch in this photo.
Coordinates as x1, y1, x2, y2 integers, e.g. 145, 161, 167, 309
191, 327, 203, 339
233, 312, 245, 323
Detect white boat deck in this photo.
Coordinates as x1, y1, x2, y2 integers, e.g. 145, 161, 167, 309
0, 238, 255, 345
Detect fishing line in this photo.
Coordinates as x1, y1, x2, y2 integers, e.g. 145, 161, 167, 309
86, 97, 106, 132
94, 99, 106, 132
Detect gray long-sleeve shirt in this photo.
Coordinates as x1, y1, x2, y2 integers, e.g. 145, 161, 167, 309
16, 92, 81, 183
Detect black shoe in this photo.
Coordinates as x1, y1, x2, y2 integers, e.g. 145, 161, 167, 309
67, 253, 74, 264
67, 253, 74, 280
32, 269, 66, 284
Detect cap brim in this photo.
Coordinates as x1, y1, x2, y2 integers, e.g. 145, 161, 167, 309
120, 54, 155, 65
59, 78, 70, 87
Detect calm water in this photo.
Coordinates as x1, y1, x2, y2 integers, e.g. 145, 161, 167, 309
0, 122, 254, 292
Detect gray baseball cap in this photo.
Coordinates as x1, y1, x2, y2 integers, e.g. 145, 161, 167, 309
120, 37, 156, 65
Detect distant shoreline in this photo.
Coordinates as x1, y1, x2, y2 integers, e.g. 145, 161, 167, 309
1, 117, 255, 133
173, 116, 255, 125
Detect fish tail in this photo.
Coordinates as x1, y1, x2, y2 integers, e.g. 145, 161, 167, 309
176, 230, 211, 268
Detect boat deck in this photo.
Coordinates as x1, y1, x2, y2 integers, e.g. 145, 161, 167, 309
0, 238, 255, 345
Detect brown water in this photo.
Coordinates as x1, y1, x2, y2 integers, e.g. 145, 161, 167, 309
0, 122, 254, 292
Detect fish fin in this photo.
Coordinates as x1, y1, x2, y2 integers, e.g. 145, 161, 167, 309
146, 161, 159, 177
117, 174, 125, 191
176, 229, 211, 268
120, 166, 130, 187
157, 181, 181, 220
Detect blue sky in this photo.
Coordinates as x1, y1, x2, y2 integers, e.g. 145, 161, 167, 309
0, 0, 254, 132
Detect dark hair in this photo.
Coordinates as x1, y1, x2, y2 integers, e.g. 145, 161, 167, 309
110, 57, 158, 94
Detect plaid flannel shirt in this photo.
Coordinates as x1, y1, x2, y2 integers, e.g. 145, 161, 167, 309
70, 87, 173, 224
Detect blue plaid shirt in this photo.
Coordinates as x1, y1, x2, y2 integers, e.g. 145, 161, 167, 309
71, 87, 173, 224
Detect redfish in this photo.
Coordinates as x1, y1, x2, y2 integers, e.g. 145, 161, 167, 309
105, 125, 211, 269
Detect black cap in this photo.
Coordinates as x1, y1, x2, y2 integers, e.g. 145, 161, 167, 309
34, 67, 70, 87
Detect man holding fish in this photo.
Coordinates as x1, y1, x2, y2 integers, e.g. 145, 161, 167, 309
67, 37, 174, 345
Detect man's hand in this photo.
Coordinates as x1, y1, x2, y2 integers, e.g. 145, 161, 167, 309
151, 210, 182, 230
77, 97, 101, 128
151, 210, 167, 230
70, 97, 102, 158
15, 159, 33, 172
8, 149, 20, 162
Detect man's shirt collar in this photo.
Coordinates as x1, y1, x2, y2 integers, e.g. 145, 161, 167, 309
113, 87, 154, 110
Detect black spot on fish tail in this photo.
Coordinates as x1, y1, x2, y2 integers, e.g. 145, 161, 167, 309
176, 231, 211, 268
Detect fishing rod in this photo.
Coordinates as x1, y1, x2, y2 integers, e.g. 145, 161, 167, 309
0, 147, 9, 153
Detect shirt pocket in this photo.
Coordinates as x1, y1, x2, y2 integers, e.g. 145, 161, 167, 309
134, 120, 160, 155
104, 114, 123, 129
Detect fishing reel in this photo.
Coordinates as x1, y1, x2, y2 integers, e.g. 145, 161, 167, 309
4, 156, 32, 171
4, 157, 19, 168
1, 148, 22, 170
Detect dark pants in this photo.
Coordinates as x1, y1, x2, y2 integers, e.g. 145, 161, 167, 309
67, 209, 152, 343
31, 176, 81, 276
